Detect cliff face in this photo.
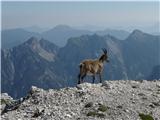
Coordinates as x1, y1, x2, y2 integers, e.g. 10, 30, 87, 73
1, 80, 160, 120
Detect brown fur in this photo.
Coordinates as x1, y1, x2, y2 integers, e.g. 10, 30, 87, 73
78, 49, 109, 84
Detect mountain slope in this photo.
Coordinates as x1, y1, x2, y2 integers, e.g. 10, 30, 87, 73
1, 37, 64, 98
122, 30, 160, 79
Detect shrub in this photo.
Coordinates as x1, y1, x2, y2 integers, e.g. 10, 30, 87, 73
87, 111, 97, 117
87, 111, 105, 118
1, 99, 10, 105
98, 104, 108, 112
139, 113, 154, 120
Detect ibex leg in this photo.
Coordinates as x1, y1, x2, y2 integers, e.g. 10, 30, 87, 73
78, 74, 81, 84
99, 74, 102, 83
92, 75, 95, 83
81, 74, 86, 83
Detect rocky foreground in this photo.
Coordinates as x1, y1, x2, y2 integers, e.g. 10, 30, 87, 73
1, 80, 160, 120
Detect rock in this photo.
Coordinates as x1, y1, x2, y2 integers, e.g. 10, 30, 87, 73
30, 86, 40, 94
102, 81, 111, 89
76, 82, 93, 90
1, 80, 160, 120
156, 83, 160, 88
1, 93, 14, 115
32, 108, 44, 118
1, 93, 13, 101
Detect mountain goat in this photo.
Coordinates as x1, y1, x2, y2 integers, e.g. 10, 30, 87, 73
78, 48, 109, 84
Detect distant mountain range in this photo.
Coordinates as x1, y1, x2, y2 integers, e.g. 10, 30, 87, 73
23, 26, 49, 33
41, 25, 92, 47
1, 28, 40, 49
96, 29, 129, 40
1, 29, 160, 98
2, 25, 130, 48
2, 37, 64, 98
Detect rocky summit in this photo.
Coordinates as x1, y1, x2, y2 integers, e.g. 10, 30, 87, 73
1, 80, 160, 120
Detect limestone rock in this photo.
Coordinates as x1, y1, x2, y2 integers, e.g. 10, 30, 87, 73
1, 80, 160, 120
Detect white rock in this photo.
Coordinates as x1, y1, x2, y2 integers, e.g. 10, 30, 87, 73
1, 80, 160, 120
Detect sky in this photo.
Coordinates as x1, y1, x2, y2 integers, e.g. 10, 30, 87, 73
1, 1, 159, 31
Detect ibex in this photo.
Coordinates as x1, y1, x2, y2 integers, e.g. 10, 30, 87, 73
78, 48, 109, 84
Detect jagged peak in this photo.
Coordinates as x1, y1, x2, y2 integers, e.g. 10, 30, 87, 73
66, 34, 102, 45
132, 29, 144, 35
39, 38, 59, 50
126, 29, 147, 41
66, 33, 118, 47
21, 37, 42, 53
23, 38, 56, 61
25, 36, 39, 45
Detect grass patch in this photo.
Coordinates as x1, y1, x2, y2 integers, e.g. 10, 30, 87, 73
97, 113, 105, 118
1, 99, 10, 105
139, 113, 154, 120
87, 111, 105, 118
98, 104, 108, 112
86, 103, 108, 118
87, 111, 97, 117
156, 91, 160, 94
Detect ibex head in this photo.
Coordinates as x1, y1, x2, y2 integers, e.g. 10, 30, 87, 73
99, 48, 109, 63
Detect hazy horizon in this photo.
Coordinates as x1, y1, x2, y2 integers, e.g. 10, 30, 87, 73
2, 1, 159, 32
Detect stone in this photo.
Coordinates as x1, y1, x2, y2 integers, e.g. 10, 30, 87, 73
102, 81, 111, 89
1, 80, 160, 120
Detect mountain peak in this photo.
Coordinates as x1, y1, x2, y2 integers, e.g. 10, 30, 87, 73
53, 25, 72, 30
23, 37, 41, 52
25, 36, 39, 45
127, 29, 146, 41
23, 37, 56, 62
132, 29, 143, 35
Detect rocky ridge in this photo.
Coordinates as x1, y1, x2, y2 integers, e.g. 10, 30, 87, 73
1, 80, 160, 120
2, 31, 160, 98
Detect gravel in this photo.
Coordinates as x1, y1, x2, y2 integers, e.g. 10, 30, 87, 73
1, 80, 160, 120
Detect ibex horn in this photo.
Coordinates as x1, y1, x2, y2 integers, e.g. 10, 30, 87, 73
102, 48, 107, 54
